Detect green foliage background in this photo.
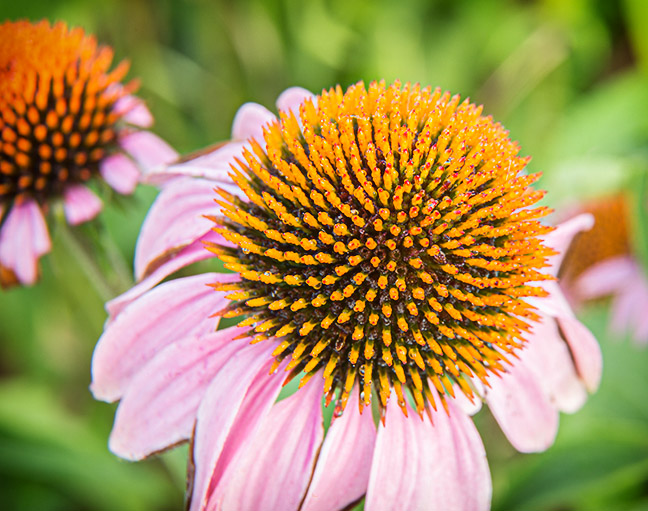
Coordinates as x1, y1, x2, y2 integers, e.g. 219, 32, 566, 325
1, 0, 648, 509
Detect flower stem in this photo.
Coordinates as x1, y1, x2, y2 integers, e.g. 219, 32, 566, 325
53, 209, 116, 303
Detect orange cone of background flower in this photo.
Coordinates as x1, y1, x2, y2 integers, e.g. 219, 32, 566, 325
0, 20, 177, 287
92, 81, 602, 510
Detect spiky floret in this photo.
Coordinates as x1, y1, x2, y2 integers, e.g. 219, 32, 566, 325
0, 20, 132, 207
212, 81, 554, 417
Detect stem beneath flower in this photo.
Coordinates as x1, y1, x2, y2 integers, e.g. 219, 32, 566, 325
53, 207, 116, 303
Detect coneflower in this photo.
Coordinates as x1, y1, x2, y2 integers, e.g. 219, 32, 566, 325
0, 20, 176, 286
92, 81, 602, 511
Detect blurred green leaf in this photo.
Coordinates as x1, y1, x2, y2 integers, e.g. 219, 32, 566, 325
0, 379, 180, 511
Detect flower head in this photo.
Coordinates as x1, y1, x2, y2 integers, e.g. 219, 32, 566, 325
92, 82, 602, 511
210, 81, 555, 415
0, 20, 176, 286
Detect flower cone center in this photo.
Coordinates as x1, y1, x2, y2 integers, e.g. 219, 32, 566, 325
212, 81, 554, 416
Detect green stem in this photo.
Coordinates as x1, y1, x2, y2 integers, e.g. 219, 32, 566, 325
99, 228, 134, 293
54, 208, 115, 303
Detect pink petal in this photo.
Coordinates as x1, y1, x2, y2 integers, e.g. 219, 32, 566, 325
189, 341, 279, 511
609, 280, 639, 334
276, 87, 315, 114
106, 230, 225, 319
231, 103, 275, 142
0, 200, 51, 285
119, 130, 178, 173
62, 185, 102, 225
109, 328, 249, 460
134, 177, 220, 280
366, 396, 491, 511
485, 360, 559, 453
301, 389, 376, 511
204, 359, 289, 501
528, 280, 575, 318
575, 256, 637, 299
154, 141, 247, 185
520, 317, 587, 413
91, 272, 237, 402
100, 153, 141, 195
452, 383, 483, 416
543, 213, 594, 275
207, 376, 324, 511
557, 315, 603, 392
113, 95, 154, 128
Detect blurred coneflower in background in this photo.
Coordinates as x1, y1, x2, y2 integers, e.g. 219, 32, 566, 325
0, 20, 176, 287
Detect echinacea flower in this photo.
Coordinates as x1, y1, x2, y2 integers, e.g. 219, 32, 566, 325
0, 20, 176, 287
559, 195, 648, 345
92, 81, 602, 510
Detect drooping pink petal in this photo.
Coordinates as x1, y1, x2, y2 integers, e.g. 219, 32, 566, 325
109, 328, 249, 460
520, 317, 587, 413
556, 314, 603, 392
119, 130, 178, 173
100, 153, 141, 195
203, 360, 289, 506
91, 272, 237, 402
0, 200, 51, 285
113, 95, 154, 128
207, 377, 324, 511
133, 177, 220, 280
188, 341, 279, 511
231, 103, 275, 142
106, 230, 228, 319
276, 87, 316, 114
575, 256, 636, 299
527, 282, 603, 393
301, 389, 376, 511
543, 213, 594, 275
485, 359, 559, 453
62, 185, 103, 225
366, 395, 491, 511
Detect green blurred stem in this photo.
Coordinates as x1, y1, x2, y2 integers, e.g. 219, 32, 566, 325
100, 229, 134, 293
630, 169, 648, 271
55, 216, 115, 304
